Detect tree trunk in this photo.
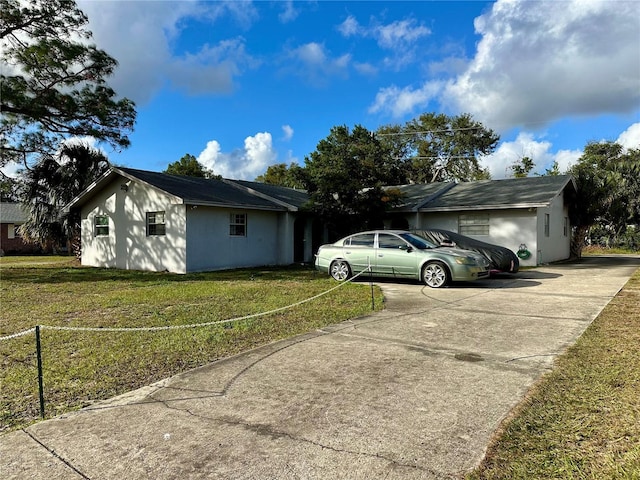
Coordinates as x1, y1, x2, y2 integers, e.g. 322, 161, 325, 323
571, 225, 589, 259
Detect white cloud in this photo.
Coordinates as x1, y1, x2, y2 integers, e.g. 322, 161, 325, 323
196, 140, 222, 173
369, 0, 639, 128
196, 133, 277, 180
1, 162, 22, 179
337, 15, 361, 37
338, 15, 430, 71
374, 19, 431, 50
354, 62, 378, 76
338, 15, 430, 49
166, 38, 258, 95
283, 42, 351, 86
368, 82, 444, 117
481, 132, 581, 179
617, 123, 640, 151
77, 1, 259, 104
443, 0, 640, 129
295, 42, 326, 65
278, 1, 299, 23
282, 125, 294, 141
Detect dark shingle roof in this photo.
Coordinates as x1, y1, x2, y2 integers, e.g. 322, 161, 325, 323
117, 167, 289, 210
0, 203, 27, 223
229, 180, 309, 209
386, 182, 455, 211
66, 167, 309, 212
418, 175, 575, 211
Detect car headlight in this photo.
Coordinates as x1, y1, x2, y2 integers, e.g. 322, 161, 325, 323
454, 256, 476, 265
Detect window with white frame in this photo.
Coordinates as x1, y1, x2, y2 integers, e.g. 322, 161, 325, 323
94, 215, 109, 236
459, 213, 490, 236
146, 211, 166, 236
544, 213, 550, 237
230, 213, 246, 236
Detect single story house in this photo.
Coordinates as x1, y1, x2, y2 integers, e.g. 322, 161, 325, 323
0, 202, 40, 255
68, 167, 576, 273
66, 167, 321, 273
385, 175, 577, 266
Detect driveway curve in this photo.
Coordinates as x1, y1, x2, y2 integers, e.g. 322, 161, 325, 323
2, 255, 639, 480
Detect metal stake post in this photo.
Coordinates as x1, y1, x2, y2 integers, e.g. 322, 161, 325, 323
368, 261, 375, 310
35, 325, 45, 419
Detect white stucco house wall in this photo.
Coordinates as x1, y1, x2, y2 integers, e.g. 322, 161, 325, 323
66, 167, 317, 273
386, 175, 577, 267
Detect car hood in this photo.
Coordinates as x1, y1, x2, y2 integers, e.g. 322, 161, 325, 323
427, 247, 489, 265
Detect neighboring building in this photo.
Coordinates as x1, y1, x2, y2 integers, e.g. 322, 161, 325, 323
0, 202, 40, 255
386, 175, 577, 266
66, 167, 320, 273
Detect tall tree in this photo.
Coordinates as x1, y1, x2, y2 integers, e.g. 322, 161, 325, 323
569, 141, 640, 257
255, 162, 306, 189
378, 113, 497, 183
510, 156, 535, 178
541, 160, 561, 176
164, 154, 212, 178
0, 0, 136, 168
18, 142, 110, 253
0, 176, 19, 202
302, 125, 404, 239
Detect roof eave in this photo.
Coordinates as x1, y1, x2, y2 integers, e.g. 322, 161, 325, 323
184, 200, 287, 211
418, 202, 549, 212
223, 179, 299, 212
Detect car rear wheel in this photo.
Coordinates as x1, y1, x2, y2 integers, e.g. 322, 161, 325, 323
423, 261, 450, 288
330, 260, 352, 281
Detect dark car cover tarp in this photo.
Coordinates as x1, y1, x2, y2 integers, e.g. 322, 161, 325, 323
414, 229, 519, 273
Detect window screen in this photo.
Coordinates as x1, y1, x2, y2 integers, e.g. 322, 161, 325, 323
459, 214, 489, 236
95, 215, 109, 236
230, 213, 246, 236
146, 211, 166, 236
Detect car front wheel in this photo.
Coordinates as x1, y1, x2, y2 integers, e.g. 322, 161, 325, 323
330, 260, 351, 281
423, 261, 450, 288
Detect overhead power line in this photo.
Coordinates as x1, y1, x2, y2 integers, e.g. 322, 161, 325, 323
376, 126, 484, 136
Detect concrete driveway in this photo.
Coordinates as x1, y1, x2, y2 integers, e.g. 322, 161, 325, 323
2, 255, 639, 480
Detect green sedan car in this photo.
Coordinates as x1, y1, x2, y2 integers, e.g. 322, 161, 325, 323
315, 230, 490, 288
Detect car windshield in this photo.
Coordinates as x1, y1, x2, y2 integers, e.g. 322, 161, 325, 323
399, 232, 437, 250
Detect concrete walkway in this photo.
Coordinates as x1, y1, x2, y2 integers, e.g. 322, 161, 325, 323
2, 255, 639, 480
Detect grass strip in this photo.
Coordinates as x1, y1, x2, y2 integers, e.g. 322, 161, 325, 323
468, 267, 640, 479
0, 257, 383, 432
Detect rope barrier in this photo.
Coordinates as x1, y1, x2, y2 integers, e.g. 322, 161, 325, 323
0, 328, 36, 342
0, 267, 373, 337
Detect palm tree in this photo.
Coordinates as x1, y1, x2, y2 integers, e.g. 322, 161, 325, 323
18, 142, 110, 255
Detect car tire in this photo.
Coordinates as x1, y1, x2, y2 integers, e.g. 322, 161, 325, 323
423, 261, 450, 288
330, 260, 352, 281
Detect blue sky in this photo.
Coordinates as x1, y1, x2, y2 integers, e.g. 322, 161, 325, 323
71, 0, 639, 180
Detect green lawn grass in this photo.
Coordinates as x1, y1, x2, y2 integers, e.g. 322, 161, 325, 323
583, 245, 639, 255
0, 257, 383, 432
467, 267, 640, 479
